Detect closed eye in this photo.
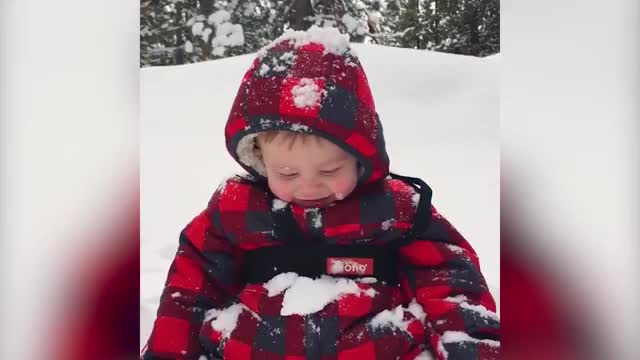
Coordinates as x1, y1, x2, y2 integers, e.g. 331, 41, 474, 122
320, 167, 341, 175
278, 173, 298, 179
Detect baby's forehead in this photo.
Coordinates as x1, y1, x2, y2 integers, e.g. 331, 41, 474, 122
260, 133, 344, 153
257, 131, 357, 167
271, 150, 349, 167
258, 131, 321, 146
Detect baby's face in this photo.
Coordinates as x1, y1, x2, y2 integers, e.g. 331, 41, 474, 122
257, 135, 358, 207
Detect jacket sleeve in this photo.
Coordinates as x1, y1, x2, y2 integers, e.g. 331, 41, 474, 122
398, 206, 500, 359
142, 187, 242, 360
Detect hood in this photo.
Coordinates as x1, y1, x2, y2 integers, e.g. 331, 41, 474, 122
224, 26, 389, 185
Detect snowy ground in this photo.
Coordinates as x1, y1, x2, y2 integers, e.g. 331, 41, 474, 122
140, 43, 499, 348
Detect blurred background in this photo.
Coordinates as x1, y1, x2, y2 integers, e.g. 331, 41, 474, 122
140, 0, 499, 66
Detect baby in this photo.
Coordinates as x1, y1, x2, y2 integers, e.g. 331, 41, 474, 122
143, 26, 499, 360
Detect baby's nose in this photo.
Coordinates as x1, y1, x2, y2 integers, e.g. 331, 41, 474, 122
299, 178, 324, 192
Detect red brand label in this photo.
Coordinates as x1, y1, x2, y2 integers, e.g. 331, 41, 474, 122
326, 257, 374, 276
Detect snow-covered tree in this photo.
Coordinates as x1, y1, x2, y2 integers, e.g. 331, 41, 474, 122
140, 0, 499, 66
141, 0, 184, 66
433, 0, 499, 56
386, 0, 498, 56
184, 6, 245, 60
367, 0, 384, 34
374, 0, 404, 46
478, 0, 499, 56
394, 0, 423, 48
230, 0, 278, 55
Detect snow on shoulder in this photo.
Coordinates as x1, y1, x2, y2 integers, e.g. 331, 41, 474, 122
214, 174, 249, 195
257, 25, 352, 58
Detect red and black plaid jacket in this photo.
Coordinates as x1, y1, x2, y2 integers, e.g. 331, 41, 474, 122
143, 28, 499, 359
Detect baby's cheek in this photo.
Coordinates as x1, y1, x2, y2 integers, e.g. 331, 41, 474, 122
332, 175, 357, 196
268, 179, 294, 202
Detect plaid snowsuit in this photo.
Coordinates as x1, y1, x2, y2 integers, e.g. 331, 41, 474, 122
143, 28, 499, 360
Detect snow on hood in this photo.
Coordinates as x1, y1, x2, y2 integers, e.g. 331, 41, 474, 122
224, 26, 390, 185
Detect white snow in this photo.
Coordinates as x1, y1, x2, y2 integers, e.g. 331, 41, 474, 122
280, 52, 295, 61
264, 272, 299, 297
381, 218, 394, 230
205, 10, 244, 56
459, 302, 500, 321
184, 41, 193, 53
440, 331, 500, 347
292, 78, 325, 108
444, 295, 468, 304
207, 10, 231, 25
407, 298, 427, 322
370, 305, 412, 333
342, 14, 367, 36
442, 295, 499, 320
367, 10, 383, 33
344, 56, 359, 67
279, 275, 373, 316
363, 288, 378, 297
216, 178, 230, 193
263, 274, 379, 311
446, 244, 465, 254
212, 46, 226, 57
414, 351, 435, 360
191, 22, 204, 36
272, 198, 289, 211
187, 15, 206, 27
201, 28, 213, 42
242, 2, 256, 17
436, 341, 449, 359
257, 26, 351, 58
370, 300, 426, 334
290, 123, 311, 132
411, 192, 420, 208
211, 22, 244, 50
140, 44, 500, 348
205, 303, 246, 339
259, 63, 270, 76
